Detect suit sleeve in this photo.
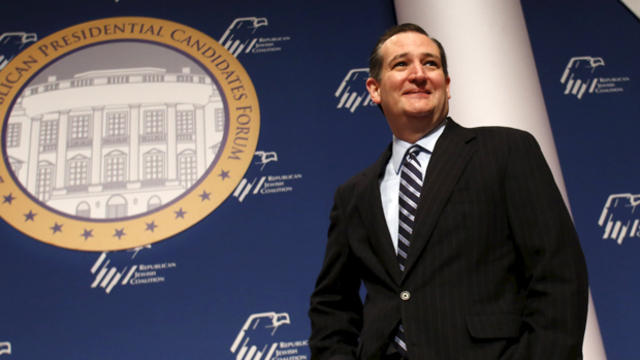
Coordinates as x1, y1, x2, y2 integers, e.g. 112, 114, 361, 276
308, 185, 363, 360
504, 131, 588, 359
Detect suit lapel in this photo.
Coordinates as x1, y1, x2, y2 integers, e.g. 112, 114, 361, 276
355, 145, 403, 284
403, 120, 477, 278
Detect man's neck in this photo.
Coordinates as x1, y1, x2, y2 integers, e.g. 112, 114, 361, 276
392, 116, 446, 144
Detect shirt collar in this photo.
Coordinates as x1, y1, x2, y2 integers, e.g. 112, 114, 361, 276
390, 118, 447, 174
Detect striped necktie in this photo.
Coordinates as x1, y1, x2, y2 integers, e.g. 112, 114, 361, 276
394, 145, 424, 357
398, 145, 423, 271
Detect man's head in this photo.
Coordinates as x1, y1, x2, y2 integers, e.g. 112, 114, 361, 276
368, 23, 448, 81
366, 23, 450, 143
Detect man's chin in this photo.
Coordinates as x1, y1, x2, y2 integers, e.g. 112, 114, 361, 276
404, 104, 449, 121
404, 108, 435, 119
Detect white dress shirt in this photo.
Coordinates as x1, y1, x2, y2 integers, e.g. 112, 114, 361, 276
379, 120, 446, 254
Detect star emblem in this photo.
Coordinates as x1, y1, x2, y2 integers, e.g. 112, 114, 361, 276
81, 229, 94, 240
145, 221, 157, 232
175, 208, 186, 219
24, 210, 36, 222
199, 190, 211, 201
218, 169, 230, 180
3, 193, 16, 204
50, 222, 63, 234
113, 228, 126, 239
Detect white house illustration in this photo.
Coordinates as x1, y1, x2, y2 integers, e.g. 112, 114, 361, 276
6, 66, 225, 219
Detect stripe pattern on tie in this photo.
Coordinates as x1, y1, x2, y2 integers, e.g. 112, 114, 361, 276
394, 145, 423, 357
397, 146, 423, 272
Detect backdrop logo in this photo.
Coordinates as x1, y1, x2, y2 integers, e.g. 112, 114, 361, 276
90, 245, 176, 294
336, 68, 374, 113
598, 193, 640, 245
0, 342, 10, 357
0, 32, 38, 70
230, 311, 308, 360
233, 149, 302, 203
0, 17, 260, 251
220, 17, 290, 57
560, 56, 630, 99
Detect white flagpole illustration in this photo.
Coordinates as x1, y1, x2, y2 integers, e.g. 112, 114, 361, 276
393, 0, 607, 358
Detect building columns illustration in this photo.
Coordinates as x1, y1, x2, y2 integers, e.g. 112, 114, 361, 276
128, 104, 141, 188
54, 110, 69, 194
26, 116, 42, 193
195, 105, 206, 175
8, 67, 223, 218
90, 106, 104, 191
166, 103, 178, 185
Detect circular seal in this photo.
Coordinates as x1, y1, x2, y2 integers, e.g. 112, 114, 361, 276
0, 17, 260, 251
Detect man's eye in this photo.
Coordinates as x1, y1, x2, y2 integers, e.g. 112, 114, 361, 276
392, 61, 407, 68
424, 60, 438, 67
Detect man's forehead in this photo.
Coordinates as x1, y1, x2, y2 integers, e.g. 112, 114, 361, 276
381, 32, 440, 59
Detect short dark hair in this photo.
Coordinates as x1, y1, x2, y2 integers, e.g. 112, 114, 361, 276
368, 23, 448, 81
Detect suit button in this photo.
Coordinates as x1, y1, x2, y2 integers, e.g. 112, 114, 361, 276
400, 291, 411, 301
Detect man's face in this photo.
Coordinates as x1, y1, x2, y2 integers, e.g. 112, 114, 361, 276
366, 31, 450, 141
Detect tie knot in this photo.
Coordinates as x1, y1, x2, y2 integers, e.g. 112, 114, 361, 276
405, 146, 422, 166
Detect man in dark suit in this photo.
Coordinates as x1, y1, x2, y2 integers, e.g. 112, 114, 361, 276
308, 23, 588, 359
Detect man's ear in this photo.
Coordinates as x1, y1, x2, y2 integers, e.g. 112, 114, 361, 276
366, 77, 382, 104
446, 76, 451, 99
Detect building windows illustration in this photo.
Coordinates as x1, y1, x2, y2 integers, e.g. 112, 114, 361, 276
144, 110, 165, 133
178, 150, 197, 188
39, 120, 58, 152
67, 155, 90, 189
215, 108, 224, 133
36, 162, 54, 201
69, 114, 91, 147
176, 110, 194, 141
7, 123, 21, 148
105, 111, 128, 145
143, 149, 165, 183
70, 115, 90, 139
76, 201, 91, 217
147, 195, 162, 211
104, 150, 127, 186
106, 195, 127, 218
6, 63, 225, 219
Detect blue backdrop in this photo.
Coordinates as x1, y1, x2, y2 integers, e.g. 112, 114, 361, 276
0, 0, 637, 359
522, 1, 639, 359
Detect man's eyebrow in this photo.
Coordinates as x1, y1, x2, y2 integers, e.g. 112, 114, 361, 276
387, 52, 441, 64
388, 52, 409, 64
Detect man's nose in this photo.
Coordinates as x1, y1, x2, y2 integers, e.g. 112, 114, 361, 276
408, 62, 427, 83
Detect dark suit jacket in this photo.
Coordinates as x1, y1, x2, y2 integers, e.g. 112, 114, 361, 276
309, 120, 588, 360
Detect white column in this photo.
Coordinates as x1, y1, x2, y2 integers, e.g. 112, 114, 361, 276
26, 116, 41, 193
394, 1, 606, 358
89, 106, 103, 191
54, 111, 69, 193
166, 103, 177, 184
127, 104, 141, 189
195, 105, 206, 175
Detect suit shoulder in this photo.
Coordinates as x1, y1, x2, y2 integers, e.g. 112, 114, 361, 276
337, 160, 378, 194
466, 125, 539, 149
471, 125, 534, 140
336, 145, 390, 193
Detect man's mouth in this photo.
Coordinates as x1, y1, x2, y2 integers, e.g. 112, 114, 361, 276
403, 89, 431, 95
